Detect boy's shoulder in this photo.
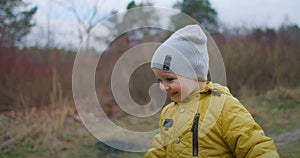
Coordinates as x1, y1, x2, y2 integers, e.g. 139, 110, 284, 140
161, 102, 176, 115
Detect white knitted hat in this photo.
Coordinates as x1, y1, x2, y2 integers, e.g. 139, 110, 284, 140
151, 24, 209, 81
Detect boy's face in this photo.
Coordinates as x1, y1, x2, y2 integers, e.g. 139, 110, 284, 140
152, 68, 200, 102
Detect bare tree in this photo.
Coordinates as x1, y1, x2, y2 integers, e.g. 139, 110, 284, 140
53, 0, 111, 52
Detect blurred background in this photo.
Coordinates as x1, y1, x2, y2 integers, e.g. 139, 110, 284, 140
0, 0, 299, 157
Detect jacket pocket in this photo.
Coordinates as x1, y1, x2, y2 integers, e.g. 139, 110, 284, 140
191, 113, 200, 156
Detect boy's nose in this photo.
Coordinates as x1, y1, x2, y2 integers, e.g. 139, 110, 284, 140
160, 83, 170, 92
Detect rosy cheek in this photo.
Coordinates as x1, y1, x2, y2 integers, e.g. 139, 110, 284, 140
172, 85, 181, 92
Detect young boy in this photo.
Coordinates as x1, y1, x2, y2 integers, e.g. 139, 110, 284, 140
144, 25, 279, 157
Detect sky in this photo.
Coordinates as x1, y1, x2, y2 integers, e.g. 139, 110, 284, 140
154, 0, 300, 28
209, 0, 299, 28
24, 0, 300, 49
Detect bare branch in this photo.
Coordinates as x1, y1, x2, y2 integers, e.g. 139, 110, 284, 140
89, 0, 100, 27
50, 0, 113, 49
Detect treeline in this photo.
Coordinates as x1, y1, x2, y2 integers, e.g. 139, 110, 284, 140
217, 24, 300, 97
0, 24, 299, 117
0, 48, 75, 111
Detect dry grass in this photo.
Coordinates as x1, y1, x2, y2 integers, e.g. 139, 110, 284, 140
243, 86, 300, 132
0, 100, 147, 158
0, 100, 78, 152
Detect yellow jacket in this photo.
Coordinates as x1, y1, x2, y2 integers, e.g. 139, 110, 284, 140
144, 82, 279, 158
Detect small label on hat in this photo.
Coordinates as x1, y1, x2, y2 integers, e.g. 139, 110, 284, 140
163, 55, 172, 71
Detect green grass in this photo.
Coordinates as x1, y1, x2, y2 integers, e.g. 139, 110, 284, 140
278, 140, 300, 158
0, 115, 148, 158
113, 113, 160, 132
0, 123, 97, 158
0, 139, 34, 158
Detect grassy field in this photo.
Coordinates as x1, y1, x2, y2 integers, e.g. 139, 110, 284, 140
0, 108, 146, 158
242, 87, 300, 157
1, 87, 299, 158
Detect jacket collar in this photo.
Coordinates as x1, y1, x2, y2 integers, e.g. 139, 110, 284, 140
177, 82, 232, 104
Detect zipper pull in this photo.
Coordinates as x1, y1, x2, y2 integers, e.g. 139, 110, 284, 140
192, 114, 200, 156
192, 114, 200, 131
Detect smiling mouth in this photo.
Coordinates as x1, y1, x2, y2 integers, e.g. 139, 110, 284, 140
168, 92, 178, 98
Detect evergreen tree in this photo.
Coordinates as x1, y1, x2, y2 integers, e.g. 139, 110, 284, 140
173, 0, 218, 32
0, 0, 37, 48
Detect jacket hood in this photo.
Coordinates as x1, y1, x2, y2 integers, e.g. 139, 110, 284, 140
200, 82, 232, 96
179, 82, 232, 104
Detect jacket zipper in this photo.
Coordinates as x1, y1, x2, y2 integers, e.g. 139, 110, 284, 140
192, 113, 200, 156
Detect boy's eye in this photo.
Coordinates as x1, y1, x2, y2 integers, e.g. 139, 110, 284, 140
157, 77, 176, 83
166, 78, 174, 82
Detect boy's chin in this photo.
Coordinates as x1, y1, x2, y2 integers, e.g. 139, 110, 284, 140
170, 97, 182, 103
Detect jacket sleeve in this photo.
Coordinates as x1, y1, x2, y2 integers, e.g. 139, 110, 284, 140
144, 107, 168, 158
221, 97, 280, 158
144, 134, 166, 158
